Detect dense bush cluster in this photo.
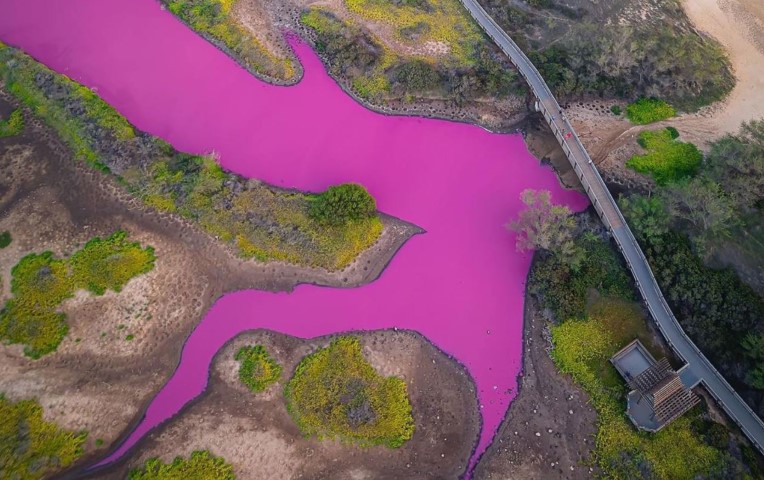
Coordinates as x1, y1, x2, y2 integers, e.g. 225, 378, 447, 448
128, 451, 235, 480
627, 128, 701, 184
0, 231, 155, 358
490, 1, 733, 110
0, 44, 382, 270
0, 108, 23, 137
530, 233, 634, 321
285, 336, 414, 447
619, 121, 764, 413
164, 0, 294, 80
235, 345, 282, 392
308, 183, 377, 226
0, 395, 87, 480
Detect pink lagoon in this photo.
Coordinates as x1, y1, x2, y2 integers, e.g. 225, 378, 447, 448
0, 0, 587, 476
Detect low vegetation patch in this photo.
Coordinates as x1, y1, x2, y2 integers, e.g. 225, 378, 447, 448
0, 231, 155, 358
235, 345, 282, 392
128, 450, 235, 479
0, 394, 87, 480
0, 109, 23, 137
0, 44, 381, 270
625, 98, 676, 125
627, 128, 701, 184
163, 0, 294, 80
0, 231, 11, 248
550, 298, 728, 479
285, 336, 414, 447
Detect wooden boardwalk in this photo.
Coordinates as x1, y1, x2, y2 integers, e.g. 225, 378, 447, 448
458, 0, 764, 453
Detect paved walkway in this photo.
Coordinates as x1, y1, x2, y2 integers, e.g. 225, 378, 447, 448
458, 0, 764, 453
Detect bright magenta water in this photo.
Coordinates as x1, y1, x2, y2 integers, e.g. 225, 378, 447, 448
0, 0, 587, 475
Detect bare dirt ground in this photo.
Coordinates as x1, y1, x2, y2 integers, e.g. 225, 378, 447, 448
0, 93, 419, 472
95, 330, 479, 479
474, 293, 597, 480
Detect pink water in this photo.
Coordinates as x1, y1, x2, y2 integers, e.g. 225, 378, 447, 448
0, 0, 587, 476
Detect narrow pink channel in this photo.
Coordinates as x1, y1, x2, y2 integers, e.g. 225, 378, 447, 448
0, 0, 587, 476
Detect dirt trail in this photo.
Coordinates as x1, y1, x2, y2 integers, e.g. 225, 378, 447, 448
681, 0, 764, 135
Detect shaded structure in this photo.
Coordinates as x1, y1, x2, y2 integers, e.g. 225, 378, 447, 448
610, 340, 700, 432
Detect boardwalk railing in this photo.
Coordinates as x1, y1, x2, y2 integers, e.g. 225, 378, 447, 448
457, 0, 764, 453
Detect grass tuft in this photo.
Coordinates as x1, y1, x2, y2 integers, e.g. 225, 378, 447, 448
0, 109, 24, 137
235, 344, 282, 392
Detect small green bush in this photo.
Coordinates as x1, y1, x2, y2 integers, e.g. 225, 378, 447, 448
0, 394, 87, 480
128, 450, 235, 480
0, 109, 23, 137
235, 345, 282, 392
626, 98, 676, 124
285, 336, 414, 448
531, 233, 634, 321
0, 231, 155, 358
308, 183, 377, 226
627, 128, 701, 184
610, 105, 622, 116
0, 231, 11, 248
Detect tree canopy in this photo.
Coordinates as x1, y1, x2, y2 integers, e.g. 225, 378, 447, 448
508, 189, 582, 268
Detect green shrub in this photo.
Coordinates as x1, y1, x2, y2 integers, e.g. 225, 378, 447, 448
626, 98, 676, 124
235, 345, 282, 392
308, 183, 377, 226
0, 231, 155, 358
0, 394, 87, 480
610, 105, 622, 116
627, 128, 701, 184
285, 336, 414, 448
531, 233, 634, 321
0, 231, 11, 248
0, 109, 23, 137
128, 450, 235, 480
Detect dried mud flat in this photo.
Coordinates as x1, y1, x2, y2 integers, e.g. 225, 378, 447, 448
474, 294, 597, 480
96, 330, 479, 480
0, 93, 419, 471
